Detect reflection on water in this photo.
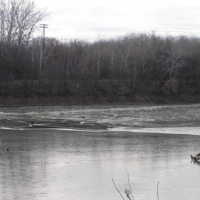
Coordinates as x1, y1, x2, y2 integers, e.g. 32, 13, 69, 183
0, 105, 200, 200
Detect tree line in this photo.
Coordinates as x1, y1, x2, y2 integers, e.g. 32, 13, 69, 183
1, 0, 200, 103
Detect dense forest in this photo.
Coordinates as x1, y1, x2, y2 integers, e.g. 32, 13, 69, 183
1, 0, 200, 106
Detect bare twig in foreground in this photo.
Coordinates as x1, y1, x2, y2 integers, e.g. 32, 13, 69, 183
157, 181, 159, 200
112, 179, 125, 200
113, 176, 159, 200
128, 174, 134, 200
125, 185, 132, 200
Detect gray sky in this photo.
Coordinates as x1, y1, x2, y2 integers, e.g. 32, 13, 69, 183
34, 0, 200, 41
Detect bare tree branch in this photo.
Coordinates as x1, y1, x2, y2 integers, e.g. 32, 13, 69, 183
128, 174, 134, 200
112, 179, 126, 200
157, 181, 160, 200
0, 0, 49, 46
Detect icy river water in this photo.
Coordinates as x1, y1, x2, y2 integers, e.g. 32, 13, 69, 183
0, 104, 200, 200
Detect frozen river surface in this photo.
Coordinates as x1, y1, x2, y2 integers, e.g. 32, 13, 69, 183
0, 104, 200, 200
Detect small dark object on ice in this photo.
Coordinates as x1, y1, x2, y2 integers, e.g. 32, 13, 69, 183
191, 153, 200, 161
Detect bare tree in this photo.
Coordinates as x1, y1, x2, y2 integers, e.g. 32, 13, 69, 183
101, 41, 117, 78
92, 40, 105, 78
160, 36, 186, 80
0, 0, 48, 46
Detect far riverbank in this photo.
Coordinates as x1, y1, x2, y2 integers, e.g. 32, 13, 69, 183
0, 94, 199, 107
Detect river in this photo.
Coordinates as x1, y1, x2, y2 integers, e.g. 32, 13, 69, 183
0, 104, 200, 200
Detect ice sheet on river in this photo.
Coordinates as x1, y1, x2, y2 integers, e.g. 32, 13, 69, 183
0, 104, 200, 135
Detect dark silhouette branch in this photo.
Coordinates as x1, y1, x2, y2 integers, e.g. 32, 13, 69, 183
128, 173, 134, 200
157, 181, 160, 200
112, 179, 125, 200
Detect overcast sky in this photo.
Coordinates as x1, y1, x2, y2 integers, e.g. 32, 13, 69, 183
33, 0, 200, 41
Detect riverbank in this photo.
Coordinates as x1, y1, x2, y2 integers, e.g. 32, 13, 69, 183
0, 78, 200, 107
0, 94, 199, 107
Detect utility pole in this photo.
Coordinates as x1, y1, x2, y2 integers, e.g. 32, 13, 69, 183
39, 24, 48, 85
40, 24, 48, 70
40, 24, 48, 36
40, 24, 48, 49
